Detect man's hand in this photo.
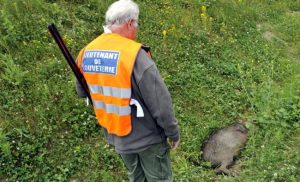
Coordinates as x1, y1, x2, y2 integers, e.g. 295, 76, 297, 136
169, 139, 180, 150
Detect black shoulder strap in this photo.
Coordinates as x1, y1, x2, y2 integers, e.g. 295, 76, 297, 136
141, 45, 152, 58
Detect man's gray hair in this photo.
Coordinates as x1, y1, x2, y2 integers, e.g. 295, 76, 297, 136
105, 0, 139, 27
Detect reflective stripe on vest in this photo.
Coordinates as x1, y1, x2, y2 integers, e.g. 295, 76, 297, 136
93, 101, 131, 116
88, 85, 131, 99
77, 33, 142, 136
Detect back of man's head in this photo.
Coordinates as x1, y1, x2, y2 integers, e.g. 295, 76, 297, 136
105, 0, 139, 28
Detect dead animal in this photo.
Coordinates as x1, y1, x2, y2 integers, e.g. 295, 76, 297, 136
202, 123, 248, 175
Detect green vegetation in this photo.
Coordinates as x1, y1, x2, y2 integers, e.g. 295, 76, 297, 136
0, 0, 299, 181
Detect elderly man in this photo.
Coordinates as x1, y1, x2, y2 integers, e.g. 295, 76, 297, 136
75, 0, 180, 181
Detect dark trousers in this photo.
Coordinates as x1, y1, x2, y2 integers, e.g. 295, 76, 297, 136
120, 142, 173, 182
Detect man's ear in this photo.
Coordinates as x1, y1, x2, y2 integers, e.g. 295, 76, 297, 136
127, 20, 134, 29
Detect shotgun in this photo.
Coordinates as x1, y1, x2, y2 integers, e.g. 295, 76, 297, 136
48, 23, 93, 105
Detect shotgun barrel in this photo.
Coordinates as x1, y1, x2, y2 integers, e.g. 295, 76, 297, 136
48, 23, 93, 104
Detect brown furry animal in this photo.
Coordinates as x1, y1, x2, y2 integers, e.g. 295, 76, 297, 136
202, 123, 248, 175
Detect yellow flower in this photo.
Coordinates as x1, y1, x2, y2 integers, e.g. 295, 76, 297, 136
209, 17, 213, 21
170, 25, 176, 31
201, 5, 206, 13
200, 13, 206, 18
162, 30, 167, 37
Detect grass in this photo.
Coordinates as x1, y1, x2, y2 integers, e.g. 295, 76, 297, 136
0, 0, 299, 181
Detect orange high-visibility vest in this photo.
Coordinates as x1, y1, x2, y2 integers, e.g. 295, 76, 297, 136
77, 33, 142, 136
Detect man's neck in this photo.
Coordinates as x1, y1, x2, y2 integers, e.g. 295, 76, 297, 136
109, 25, 129, 39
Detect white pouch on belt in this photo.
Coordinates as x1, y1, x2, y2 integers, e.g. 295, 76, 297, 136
130, 99, 144, 117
